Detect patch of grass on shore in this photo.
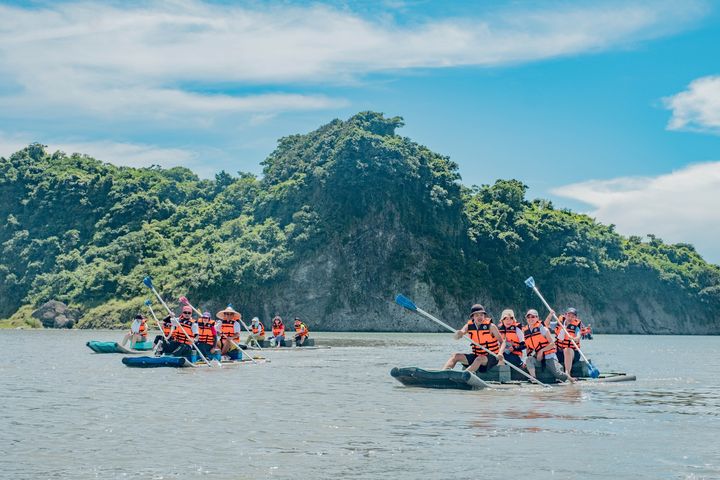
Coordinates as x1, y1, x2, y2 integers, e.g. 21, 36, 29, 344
0, 305, 42, 329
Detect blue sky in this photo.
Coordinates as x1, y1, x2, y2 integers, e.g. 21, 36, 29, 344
0, 0, 719, 262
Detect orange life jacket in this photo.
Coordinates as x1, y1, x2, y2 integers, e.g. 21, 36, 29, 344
220, 319, 239, 341
162, 319, 172, 337
138, 321, 148, 336
556, 318, 582, 350
498, 321, 524, 356
467, 319, 499, 356
251, 322, 265, 335
272, 322, 284, 336
197, 319, 216, 346
294, 322, 309, 337
523, 325, 556, 356
172, 318, 195, 345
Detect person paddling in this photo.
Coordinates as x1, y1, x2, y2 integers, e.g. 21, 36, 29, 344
269, 315, 286, 347
169, 305, 199, 359
497, 309, 525, 369
523, 309, 574, 383
246, 317, 265, 346
216, 305, 242, 360
554, 307, 582, 377
196, 311, 218, 359
293, 318, 310, 347
442, 304, 505, 373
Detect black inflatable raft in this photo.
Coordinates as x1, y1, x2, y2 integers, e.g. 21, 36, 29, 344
390, 367, 489, 390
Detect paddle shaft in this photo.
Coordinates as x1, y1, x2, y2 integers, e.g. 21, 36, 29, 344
530, 286, 592, 364
415, 307, 550, 388
146, 284, 213, 367
145, 304, 168, 342
182, 298, 258, 365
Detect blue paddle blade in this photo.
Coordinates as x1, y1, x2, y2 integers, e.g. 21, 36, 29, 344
144, 299, 152, 306
142, 276, 153, 288
524, 276, 535, 289
588, 362, 600, 378
395, 294, 417, 311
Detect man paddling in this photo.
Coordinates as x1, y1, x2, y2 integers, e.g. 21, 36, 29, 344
442, 304, 505, 373
169, 305, 199, 359
523, 309, 574, 383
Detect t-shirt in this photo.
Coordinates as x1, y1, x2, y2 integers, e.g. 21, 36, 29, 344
538, 325, 557, 360
130, 319, 141, 334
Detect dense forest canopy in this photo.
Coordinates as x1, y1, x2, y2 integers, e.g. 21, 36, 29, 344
1, 112, 719, 332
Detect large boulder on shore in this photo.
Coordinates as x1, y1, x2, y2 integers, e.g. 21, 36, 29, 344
32, 300, 80, 329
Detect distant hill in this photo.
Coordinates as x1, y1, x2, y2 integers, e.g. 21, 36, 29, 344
1, 112, 719, 333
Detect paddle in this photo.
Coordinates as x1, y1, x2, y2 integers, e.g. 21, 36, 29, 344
144, 299, 168, 342
524, 276, 600, 378
142, 276, 214, 367
394, 294, 550, 388
179, 296, 258, 365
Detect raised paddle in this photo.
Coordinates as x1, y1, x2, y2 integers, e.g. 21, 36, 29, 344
142, 277, 215, 367
394, 294, 550, 388
179, 296, 258, 365
524, 276, 600, 378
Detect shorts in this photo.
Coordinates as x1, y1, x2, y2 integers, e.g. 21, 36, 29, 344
462, 353, 499, 372
502, 352, 523, 369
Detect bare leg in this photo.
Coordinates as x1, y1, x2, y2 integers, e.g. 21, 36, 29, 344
465, 355, 488, 373
564, 348, 575, 377
442, 353, 466, 370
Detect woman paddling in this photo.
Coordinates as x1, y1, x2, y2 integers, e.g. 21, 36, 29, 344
497, 309, 525, 369
522, 309, 575, 383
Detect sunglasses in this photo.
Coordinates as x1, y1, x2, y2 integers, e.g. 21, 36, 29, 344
526, 314, 538, 318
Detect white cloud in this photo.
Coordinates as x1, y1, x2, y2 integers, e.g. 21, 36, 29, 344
0, 0, 707, 120
664, 75, 720, 133
552, 162, 720, 264
0, 132, 218, 177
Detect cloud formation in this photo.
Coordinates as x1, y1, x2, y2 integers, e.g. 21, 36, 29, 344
664, 75, 720, 133
0, 132, 217, 177
553, 162, 720, 264
0, 0, 706, 120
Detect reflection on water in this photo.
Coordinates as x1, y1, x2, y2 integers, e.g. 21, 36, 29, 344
0, 331, 719, 479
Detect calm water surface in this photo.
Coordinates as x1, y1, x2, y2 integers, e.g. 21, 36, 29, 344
1, 330, 718, 479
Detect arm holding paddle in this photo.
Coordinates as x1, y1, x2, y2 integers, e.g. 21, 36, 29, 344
490, 324, 506, 365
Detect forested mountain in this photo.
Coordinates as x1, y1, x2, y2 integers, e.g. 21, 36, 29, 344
2, 112, 719, 333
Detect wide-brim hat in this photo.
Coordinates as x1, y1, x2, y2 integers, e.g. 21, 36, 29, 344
216, 306, 240, 321
500, 309, 515, 320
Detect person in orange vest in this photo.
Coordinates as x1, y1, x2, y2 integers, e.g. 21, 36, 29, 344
293, 318, 310, 347
216, 305, 242, 360
554, 307, 583, 378
121, 314, 149, 348
246, 317, 266, 346
497, 309, 525, 369
269, 316, 286, 347
153, 314, 175, 355
196, 311, 218, 359
523, 309, 574, 383
442, 304, 506, 373
169, 305, 199, 359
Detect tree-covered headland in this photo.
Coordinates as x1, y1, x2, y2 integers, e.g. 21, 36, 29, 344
1, 112, 718, 333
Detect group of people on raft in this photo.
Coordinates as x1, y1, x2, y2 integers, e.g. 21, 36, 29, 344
123, 304, 311, 360
443, 304, 588, 383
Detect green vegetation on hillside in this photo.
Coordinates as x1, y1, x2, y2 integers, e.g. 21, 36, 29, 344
1, 112, 719, 330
